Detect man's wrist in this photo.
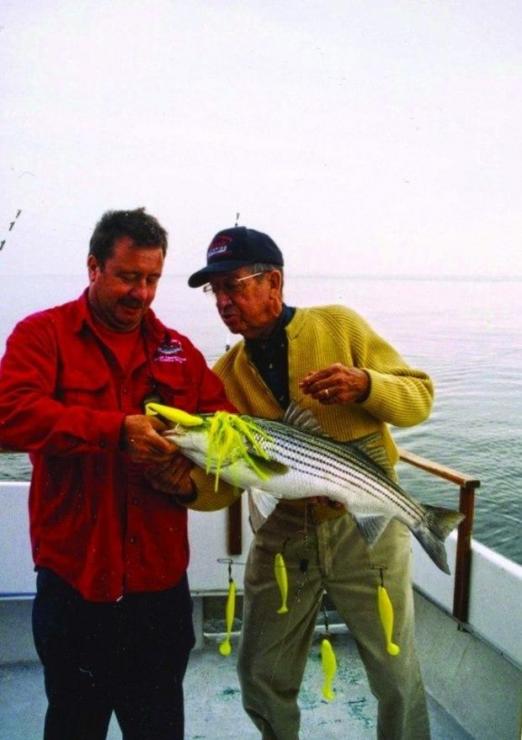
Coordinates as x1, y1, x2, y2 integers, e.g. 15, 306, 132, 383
356, 370, 371, 403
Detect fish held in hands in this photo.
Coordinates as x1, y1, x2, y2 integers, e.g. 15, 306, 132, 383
147, 402, 464, 574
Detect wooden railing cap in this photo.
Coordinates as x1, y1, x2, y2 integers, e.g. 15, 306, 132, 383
398, 447, 480, 489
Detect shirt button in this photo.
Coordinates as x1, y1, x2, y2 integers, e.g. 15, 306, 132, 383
129, 536, 137, 544
132, 497, 140, 505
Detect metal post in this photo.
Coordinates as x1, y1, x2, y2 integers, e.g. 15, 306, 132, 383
397, 447, 480, 625
227, 497, 242, 555
452, 483, 477, 623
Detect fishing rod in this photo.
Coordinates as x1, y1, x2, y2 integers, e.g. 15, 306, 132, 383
0, 209, 22, 251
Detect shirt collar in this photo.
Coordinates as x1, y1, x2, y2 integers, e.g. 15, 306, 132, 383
246, 304, 295, 350
73, 289, 163, 342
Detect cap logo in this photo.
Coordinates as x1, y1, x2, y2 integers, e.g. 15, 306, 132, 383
208, 235, 233, 260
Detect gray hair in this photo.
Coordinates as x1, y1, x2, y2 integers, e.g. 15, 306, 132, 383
250, 262, 284, 291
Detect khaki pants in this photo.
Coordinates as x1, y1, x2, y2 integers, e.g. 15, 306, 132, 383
237, 505, 430, 740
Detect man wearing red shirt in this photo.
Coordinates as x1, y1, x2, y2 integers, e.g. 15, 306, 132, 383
0, 208, 234, 740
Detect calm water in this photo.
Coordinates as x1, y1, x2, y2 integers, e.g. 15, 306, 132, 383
1, 274, 521, 565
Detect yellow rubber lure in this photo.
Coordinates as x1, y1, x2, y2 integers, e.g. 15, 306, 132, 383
219, 578, 236, 656
377, 585, 400, 656
274, 553, 289, 614
146, 403, 274, 492
321, 638, 337, 701
145, 402, 204, 427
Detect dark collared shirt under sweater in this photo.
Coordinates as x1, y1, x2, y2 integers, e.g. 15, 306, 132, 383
245, 304, 296, 410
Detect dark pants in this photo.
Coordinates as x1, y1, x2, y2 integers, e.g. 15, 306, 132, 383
32, 569, 195, 740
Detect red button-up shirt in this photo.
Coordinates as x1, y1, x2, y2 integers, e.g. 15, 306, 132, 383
0, 292, 235, 601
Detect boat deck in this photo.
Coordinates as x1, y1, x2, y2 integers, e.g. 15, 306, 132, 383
1, 630, 471, 739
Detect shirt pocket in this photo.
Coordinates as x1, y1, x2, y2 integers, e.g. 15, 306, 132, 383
151, 364, 199, 412
153, 380, 198, 412
58, 368, 112, 408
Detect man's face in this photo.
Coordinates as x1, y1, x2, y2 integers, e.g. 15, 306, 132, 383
207, 267, 282, 339
87, 236, 164, 332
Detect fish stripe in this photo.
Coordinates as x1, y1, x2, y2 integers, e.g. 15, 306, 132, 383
250, 422, 425, 524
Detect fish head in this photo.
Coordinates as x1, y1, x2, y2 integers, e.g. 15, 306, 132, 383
145, 402, 212, 466
146, 403, 276, 485
163, 420, 213, 462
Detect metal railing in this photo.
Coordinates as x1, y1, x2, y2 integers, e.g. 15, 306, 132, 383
397, 447, 480, 623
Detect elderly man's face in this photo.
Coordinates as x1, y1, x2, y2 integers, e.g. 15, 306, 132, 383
206, 267, 282, 339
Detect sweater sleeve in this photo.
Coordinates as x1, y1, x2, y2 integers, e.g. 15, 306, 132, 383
0, 315, 124, 454
187, 467, 241, 511
346, 309, 434, 427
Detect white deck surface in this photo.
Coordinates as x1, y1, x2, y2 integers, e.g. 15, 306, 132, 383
1, 631, 471, 740
3, 481, 517, 738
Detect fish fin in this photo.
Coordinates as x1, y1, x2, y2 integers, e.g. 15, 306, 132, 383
282, 402, 328, 436
282, 406, 389, 481
349, 433, 395, 479
248, 489, 278, 531
353, 514, 391, 546
414, 506, 465, 574
424, 505, 465, 540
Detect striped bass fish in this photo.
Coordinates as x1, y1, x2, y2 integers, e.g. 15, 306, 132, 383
147, 402, 464, 574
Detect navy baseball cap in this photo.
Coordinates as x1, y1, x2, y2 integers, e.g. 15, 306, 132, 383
188, 227, 284, 288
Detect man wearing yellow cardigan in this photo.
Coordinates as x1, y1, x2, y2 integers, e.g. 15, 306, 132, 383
187, 226, 434, 740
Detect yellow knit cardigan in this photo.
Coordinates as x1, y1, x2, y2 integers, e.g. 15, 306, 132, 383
189, 305, 434, 512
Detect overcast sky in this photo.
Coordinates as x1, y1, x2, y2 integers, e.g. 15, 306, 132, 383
1, 0, 521, 278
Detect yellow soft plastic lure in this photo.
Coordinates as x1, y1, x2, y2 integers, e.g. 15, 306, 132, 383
377, 585, 400, 656
205, 412, 272, 488
219, 578, 237, 656
145, 402, 204, 427
146, 403, 274, 491
274, 553, 289, 614
321, 638, 337, 701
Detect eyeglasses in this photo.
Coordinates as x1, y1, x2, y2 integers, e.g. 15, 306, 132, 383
202, 271, 266, 297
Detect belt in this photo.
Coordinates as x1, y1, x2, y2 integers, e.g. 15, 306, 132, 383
276, 498, 347, 523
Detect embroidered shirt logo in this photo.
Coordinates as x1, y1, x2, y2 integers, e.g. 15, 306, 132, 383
153, 338, 186, 364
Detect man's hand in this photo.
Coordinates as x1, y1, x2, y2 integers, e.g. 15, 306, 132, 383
299, 363, 370, 405
145, 454, 196, 501
122, 415, 177, 464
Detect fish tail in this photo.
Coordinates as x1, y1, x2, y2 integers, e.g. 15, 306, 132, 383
414, 506, 465, 574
